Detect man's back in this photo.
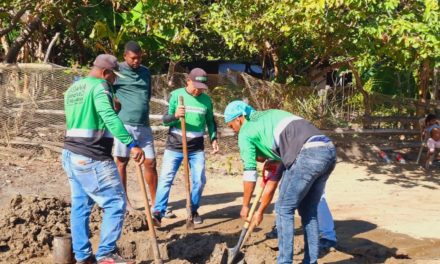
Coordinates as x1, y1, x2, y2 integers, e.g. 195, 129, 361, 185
64, 76, 133, 160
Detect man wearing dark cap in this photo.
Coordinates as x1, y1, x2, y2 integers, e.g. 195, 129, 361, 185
152, 68, 219, 225
113, 41, 158, 209
63, 54, 144, 264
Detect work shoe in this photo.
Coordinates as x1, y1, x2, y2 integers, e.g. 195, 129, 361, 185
76, 255, 96, 264
98, 252, 135, 264
152, 211, 161, 227
319, 238, 337, 250
319, 238, 337, 257
265, 225, 278, 239
192, 212, 203, 224
163, 206, 176, 219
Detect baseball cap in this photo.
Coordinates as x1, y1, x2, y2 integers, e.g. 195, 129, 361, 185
188, 68, 208, 89
93, 54, 126, 78
224, 100, 255, 123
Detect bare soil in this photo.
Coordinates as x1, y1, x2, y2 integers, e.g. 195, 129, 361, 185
0, 146, 439, 264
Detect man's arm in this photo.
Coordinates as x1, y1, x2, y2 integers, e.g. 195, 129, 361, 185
253, 162, 284, 225
94, 84, 133, 145
239, 135, 258, 219
93, 84, 144, 163
206, 98, 217, 142
241, 180, 256, 219
206, 98, 219, 153
162, 93, 181, 126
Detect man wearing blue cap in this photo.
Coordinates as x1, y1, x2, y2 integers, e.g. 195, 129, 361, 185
224, 101, 336, 264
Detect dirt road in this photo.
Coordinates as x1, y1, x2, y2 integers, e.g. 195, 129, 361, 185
0, 150, 439, 263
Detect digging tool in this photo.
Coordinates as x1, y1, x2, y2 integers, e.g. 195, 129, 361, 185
227, 161, 277, 264
227, 178, 266, 264
135, 164, 163, 264
179, 96, 195, 230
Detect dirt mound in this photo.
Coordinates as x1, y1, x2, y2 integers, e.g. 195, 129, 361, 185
0, 195, 147, 263
0, 195, 70, 263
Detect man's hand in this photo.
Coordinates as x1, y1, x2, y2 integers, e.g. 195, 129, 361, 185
240, 205, 250, 220
174, 105, 185, 119
253, 211, 264, 226
211, 139, 219, 154
130, 147, 145, 165
113, 97, 121, 113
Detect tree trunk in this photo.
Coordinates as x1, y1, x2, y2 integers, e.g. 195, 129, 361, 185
1, 35, 10, 56
434, 68, 439, 101
5, 16, 41, 63
264, 40, 279, 79
348, 61, 371, 128
416, 59, 432, 115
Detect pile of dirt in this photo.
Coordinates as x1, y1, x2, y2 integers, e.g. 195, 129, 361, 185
0, 195, 70, 263
0, 195, 148, 263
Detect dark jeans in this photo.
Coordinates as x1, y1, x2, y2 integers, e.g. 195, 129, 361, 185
276, 144, 336, 264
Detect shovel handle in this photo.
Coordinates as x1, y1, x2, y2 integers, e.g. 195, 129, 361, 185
243, 178, 265, 229
135, 165, 163, 264
179, 96, 194, 229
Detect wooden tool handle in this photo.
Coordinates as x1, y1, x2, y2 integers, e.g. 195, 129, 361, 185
178, 96, 194, 228
135, 165, 163, 264
243, 179, 265, 229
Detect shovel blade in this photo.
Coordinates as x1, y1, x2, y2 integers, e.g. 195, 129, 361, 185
227, 246, 240, 264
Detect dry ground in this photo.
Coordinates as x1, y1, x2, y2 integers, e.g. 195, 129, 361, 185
0, 147, 439, 263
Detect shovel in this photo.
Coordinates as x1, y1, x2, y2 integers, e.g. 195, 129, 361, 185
179, 96, 195, 230
135, 164, 163, 264
227, 160, 278, 264
227, 178, 266, 264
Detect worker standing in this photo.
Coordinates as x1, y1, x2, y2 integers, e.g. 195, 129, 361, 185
152, 68, 219, 226
62, 54, 145, 264
113, 41, 158, 206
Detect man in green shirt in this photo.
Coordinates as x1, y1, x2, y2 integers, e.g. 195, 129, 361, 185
224, 100, 336, 264
113, 41, 158, 206
63, 54, 144, 264
152, 68, 219, 226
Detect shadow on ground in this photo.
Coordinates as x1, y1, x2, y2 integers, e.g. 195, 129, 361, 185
325, 219, 411, 263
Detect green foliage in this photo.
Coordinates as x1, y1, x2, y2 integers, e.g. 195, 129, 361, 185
0, 0, 438, 105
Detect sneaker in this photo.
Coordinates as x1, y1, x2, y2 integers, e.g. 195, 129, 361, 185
319, 238, 337, 257
98, 253, 135, 264
163, 207, 176, 219
319, 238, 337, 250
152, 211, 161, 227
192, 212, 203, 224
77, 255, 96, 264
265, 225, 278, 239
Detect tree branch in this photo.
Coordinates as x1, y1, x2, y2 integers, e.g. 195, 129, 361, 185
0, 5, 29, 37
5, 15, 41, 63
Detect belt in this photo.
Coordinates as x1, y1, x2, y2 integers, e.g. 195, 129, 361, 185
302, 135, 334, 150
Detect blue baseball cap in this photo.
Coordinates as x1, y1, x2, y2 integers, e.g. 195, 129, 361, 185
224, 100, 255, 123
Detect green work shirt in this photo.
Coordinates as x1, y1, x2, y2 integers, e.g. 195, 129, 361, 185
163, 87, 217, 152
238, 109, 321, 181
64, 76, 134, 160
114, 62, 152, 126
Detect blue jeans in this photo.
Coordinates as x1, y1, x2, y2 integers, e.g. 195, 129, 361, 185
276, 144, 336, 264
62, 149, 126, 262
154, 149, 206, 217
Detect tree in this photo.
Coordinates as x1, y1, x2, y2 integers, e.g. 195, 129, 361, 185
207, 0, 439, 125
